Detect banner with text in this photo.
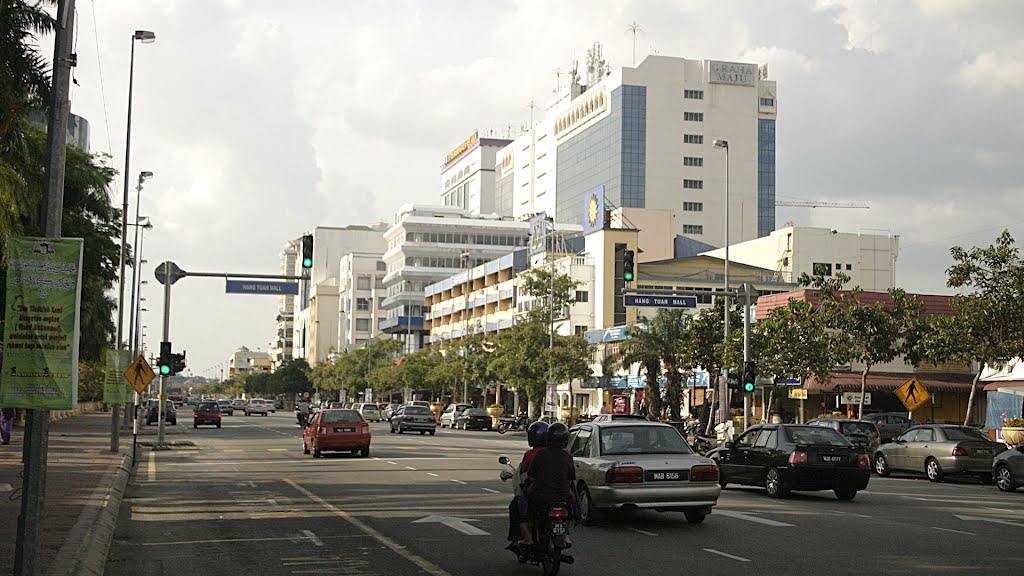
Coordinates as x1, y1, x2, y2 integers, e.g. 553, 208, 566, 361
103, 348, 132, 403
0, 237, 84, 409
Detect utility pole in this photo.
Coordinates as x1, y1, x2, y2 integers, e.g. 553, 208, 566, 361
627, 21, 643, 66
15, 2, 75, 574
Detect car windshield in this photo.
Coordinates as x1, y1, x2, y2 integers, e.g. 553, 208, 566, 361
600, 426, 692, 455
405, 406, 431, 415
788, 427, 852, 447
321, 410, 363, 423
839, 422, 877, 437
361, 404, 377, 410
463, 409, 488, 417
199, 403, 218, 410
942, 427, 990, 441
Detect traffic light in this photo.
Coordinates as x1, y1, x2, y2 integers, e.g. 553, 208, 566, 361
301, 234, 314, 269
158, 341, 172, 376
623, 249, 635, 282
171, 352, 187, 376
742, 361, 757, 393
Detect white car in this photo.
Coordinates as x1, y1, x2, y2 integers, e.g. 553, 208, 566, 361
440, 403, 472, 428
356, 403, 382, 422
245, 400, 268, 416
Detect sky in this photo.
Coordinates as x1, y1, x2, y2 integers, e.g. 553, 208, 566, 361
51, 0, 1024, 377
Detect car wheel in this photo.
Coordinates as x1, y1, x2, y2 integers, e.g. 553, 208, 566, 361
193, 423, 198, 428
420, 430, 426, 435
360, 447, 370, 458
765, 467, 790, 498
874, 453, 891, 477
313, 443, 321, 459
995, 464, 1015, 492
579, 485, 601, 526
397, 425, 403, 434
390, 426, 396, 434
684, 510, 708, 524
834, 486, 857, 501
303, 441, 310, 455
170, 419, 176, 425
216, 422, 221, 429
925, 458, 944, 482
429, 430, 435, 436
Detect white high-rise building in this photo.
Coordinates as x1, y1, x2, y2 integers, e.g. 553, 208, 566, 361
497, 54, 778, 246
338, 252, 388, 351
440, 132, 514, 216
270, 239, 299, 370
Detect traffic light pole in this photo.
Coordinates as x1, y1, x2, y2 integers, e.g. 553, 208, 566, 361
157, 270, 171, 448
743, 293, 751, 431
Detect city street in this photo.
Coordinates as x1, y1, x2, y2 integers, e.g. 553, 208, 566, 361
105, 413, 1024, 576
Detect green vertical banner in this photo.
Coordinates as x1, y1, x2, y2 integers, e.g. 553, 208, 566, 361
0, 236, 84, 409
103, 348, 131, 403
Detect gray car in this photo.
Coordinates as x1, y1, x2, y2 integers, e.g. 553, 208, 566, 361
568, 421, 721, 525
993, 444, 1024, 492
862, 412, 919, 442
874, 424, 1006, 483
390, 405, 437, 435
807, 418, 880, 456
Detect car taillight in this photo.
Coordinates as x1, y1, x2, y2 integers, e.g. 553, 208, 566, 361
690, 464, 720, 482
404, 416, 414, 421
427, 416, 436, 422
193, 413, 198, 418
952, 446, 968, 456
320, 427, 328, 435
548, 507, 569, 518
858, 454, 870, 469
605, 466, 644, 483
360, 423, 369, 433
789, 451, 808, 466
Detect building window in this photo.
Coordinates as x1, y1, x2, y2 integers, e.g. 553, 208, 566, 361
375, 275, 385, 289
376, 260, 387, 272
813, 262, 833, 276
356, 318, 370, 332
357, 275, 371, 290
574, 325, 589, 336
683, 179, 704, 189
760, 97, 775, 106
684, 112, 704, 122
846, 264, 852, 271
356, 298, 370, 311
684, 89, 704, 100
575, 290, 589, 303
683, 134, 704, 144
682, 202, 703, 212
683, 224, 704, 235
378, 297, 385, 310
683, 156, 703, 167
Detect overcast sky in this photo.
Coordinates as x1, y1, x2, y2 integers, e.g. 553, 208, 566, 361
60, 0, 1024, 377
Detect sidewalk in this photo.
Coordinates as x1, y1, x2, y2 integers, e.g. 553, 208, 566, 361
0, 410, 135, 576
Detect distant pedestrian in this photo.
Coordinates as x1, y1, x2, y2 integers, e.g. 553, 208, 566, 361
600, 403, 609, 415
0, 407, 15, 445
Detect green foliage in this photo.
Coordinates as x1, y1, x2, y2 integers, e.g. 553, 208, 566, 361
488, 320, 549, 416
621, 309, 690, 420
307, 339, 402, 399
519, 267, 579, 324
77, 360, 104, 402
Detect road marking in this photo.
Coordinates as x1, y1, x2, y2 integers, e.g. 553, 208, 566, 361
954, 514, 1024, 528
704, 549, 750, 563
427, 473, 439, 477
714, 510, 794, 527
237, 481, 256, 488
285, 479, 453, 576
397, 447, 419, 450
141, 534, 372, 547
224, 449, 243, 453
831, 510, 872, 518
932, 527, 976, 536
629, 528, 658, 536
300, 529, 324, 546
0, 483, 12, 493
481, 488, 500, 494
268, 448, 288, 452
387, 461, 397, 465
148, 451, 156, 482
450, 479, 467, 485
405, 466, 418, 471
412, 515, 489, 536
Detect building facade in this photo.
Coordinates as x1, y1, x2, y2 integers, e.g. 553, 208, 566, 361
338, 252, 388, 351
440, 132, 514, 216
229, 346, 271, 378
270, 239, 299, 370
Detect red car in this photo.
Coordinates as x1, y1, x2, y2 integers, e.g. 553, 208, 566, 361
303, 409, 371, 458
193, 401, 222, 428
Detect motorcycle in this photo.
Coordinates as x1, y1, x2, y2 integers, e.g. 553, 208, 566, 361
296, 410, 309, 428
496, 413, 530, 435
499, 456, 574, 575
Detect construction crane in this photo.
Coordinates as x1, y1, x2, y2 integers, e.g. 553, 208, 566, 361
776, 197, 869, 209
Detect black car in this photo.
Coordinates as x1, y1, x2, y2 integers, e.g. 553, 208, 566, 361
709, 424, 871, 500
145, 399, 177, 425
454, 408, 493, 430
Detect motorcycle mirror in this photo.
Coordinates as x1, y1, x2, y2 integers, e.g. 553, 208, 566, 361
498, 456, 510, 465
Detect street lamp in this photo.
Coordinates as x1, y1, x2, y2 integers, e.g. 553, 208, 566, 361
713, 139, 730, 429
127, 170, 153, 358
116, 30, 156, 353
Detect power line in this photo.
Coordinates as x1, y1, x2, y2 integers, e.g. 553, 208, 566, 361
88, 0, 114, 156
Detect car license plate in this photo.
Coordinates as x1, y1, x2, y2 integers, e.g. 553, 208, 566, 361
334, 427, 354, 433
551, 521, 566, 535
976, 449, 990, 455
821, 455, 844, 462
647, 470, 684, 481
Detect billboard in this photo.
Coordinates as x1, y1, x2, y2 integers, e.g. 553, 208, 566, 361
582, 186, 606, 234
528, 213, 549, 255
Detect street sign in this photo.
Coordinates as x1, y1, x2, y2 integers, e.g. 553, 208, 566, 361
123, 355, 156, 395
624, 294, 697, 308
154, 261, 187, 286
895, 376, 930, 412
788, 389, 808, 400
225, 279, 299, 295
841, 392, 871, 406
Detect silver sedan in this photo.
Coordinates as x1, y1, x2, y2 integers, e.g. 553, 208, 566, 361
568, 421, 721, 525
993, 444, 1024, 492
873, 424, 1006, 483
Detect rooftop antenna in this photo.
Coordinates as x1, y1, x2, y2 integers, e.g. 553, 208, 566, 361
554, 66, 564, 92
627, 21, 643, 66
526, 100, 538, 126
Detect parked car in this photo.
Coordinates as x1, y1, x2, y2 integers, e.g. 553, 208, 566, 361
145, 399, 177, 425
407, 400, 431, 408
390, 405, 437, 435
383, 403, 402, 421
590, 414, 650, 422
709, 424, 871, 500
862, 412, 919, 442
274, 399, 284, 410
245, 399, 268, 416
568, 421, 721, 525
440, 403, 473, 428
303, 409, 371, 458
356, 403, 383, 422
807, 418, 880, 456
873, 425, 1005, 483
993, 444, 1024, 492
194, 401, 222, 428
454, 408, 493, 431
231, 398, 247, 411
217, 400, 234, 415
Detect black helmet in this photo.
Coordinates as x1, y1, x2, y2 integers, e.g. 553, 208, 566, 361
546, 422, 570, 449
527, 421, 550, 447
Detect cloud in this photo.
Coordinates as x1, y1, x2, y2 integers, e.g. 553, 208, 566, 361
958, 45, 1024, 94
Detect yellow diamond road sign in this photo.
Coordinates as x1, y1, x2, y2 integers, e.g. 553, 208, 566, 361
123, 355, 156, 395
895, 376, 930, 412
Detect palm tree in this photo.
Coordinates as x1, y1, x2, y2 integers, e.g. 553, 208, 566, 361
621, 309, 688, 420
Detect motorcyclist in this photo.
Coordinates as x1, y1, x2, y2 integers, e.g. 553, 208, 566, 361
296, 396, 311, 426
505, 421, 548, 547
525, 422, 576, 547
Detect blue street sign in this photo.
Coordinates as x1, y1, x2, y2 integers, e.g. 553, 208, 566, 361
624, 294, 697, 308
225, 280, 299, 295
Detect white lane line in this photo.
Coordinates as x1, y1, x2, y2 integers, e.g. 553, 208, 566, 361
406, 466, 418, 471
427, 473, 439, 477
0, 483, 14, 493
704, 549, 750, 562
932, 527, 976, 536
954, 514, 1024, 528
450, 479, 467, 485
629, 528, 658, 536
148, 451, 157, 482
714, 510, 795, 527
387, 461, 397, 465
300, 530, 324, 546
832, 510, 872, 518
481, 488, 500, 494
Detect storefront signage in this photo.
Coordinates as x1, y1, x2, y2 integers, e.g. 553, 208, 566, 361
708, 60, 758, 86
624, 295, 697, 308
444, 132, 479, 166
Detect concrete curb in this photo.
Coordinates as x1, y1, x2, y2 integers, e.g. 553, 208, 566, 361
46, 448, 134, 576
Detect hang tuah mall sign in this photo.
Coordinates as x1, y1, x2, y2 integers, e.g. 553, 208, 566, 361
623, 294, 697, 308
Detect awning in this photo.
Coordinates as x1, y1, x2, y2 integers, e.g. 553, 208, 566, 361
984, 381, 1024, 392
806, 372, 976, 393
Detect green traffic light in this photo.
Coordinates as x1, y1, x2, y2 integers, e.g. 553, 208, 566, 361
624, 271, 634, 281
744, 382, 755, 393
160, 365, 170, 375
302, 257, 313, 268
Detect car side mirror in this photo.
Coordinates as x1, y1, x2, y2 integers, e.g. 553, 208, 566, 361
498, 456, 510, 465
723, 441, 733, 449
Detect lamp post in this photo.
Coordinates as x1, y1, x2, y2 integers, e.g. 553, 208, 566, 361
713, 139, 730, 430
127, 170, 152, 358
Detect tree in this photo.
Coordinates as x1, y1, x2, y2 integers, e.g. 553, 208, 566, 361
489, 321, 550, 417
622, 309, 689, 420
518, 267, 579, 324
549, 334, 593, 423
677, 298, 741, 428
269, 358, 311, 397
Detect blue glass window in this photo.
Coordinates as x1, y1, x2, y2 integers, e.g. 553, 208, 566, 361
758, 119, 776, 237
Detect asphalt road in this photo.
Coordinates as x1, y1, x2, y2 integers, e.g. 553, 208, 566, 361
105, 411, 1024, 576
